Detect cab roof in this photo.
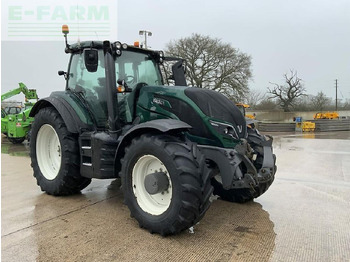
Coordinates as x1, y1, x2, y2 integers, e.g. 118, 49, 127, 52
67, 41, 158, 55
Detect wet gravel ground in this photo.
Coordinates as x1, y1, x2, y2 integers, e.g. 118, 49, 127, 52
1, 131, 350, 261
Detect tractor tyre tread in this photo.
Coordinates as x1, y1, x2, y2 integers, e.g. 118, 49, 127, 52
121, 133, 212, 236
30, 107, 91, 196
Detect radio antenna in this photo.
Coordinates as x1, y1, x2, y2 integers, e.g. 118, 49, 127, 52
76, 5, 81, 45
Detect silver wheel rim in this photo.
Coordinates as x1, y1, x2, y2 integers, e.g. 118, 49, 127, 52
132, 155, 172, 215
36, 124, 61, 180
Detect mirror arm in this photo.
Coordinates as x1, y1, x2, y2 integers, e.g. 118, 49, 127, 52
58, 71, 68, 80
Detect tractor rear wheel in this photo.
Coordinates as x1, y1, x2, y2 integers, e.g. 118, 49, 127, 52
121, 134, 212, 236
30, 107, 91, 195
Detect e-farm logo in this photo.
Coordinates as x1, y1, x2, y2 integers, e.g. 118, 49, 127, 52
2, 1, 118, 41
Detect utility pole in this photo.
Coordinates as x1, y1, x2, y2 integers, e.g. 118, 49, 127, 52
139, 30, 152, 49
335, 79, 338, 111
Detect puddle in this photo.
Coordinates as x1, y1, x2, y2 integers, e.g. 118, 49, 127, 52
267, 131, 350, 140
1, 135, 30, 157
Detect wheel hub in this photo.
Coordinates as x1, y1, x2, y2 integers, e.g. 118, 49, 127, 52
144, 172, 169, 195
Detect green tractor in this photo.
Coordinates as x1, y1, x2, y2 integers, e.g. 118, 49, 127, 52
1, 83, 38, 144
29, 25, 276, 236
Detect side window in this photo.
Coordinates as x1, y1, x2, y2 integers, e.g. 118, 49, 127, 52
68, 50, 105, 92
67, 50, 108, 127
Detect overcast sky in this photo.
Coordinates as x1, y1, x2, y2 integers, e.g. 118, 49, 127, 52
2, 0, 350, 102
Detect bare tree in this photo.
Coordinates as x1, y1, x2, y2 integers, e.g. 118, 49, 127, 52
342, 99, 350, 110
165, 34, 252, 100
255, 99, 278, 110
268, 70, 306, 112
244, 89, 267, 107
310, 91, 331, 111
293, 95, 312, 111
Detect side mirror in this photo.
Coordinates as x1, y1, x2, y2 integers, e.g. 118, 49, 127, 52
58, 70, 68, 80
84, 49, 98, 72
172, 60, 187, 86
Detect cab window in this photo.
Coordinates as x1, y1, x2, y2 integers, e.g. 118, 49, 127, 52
115, 51, 162, 88
68, 50, 108, 127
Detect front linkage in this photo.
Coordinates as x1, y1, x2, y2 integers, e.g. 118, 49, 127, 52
202, 127, 276, 203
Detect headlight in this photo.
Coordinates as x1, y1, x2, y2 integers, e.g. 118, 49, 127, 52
209, 120, 239, 139
114, 42, 122, 56
115, 41, 122, 49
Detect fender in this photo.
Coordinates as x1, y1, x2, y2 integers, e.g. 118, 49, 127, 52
114, 119, 192, 173
29, 91, 93, 133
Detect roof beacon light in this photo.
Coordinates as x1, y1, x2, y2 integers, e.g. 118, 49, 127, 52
62, 25, 69, 35
62, 25, 70, 52
134, 41, 140, 47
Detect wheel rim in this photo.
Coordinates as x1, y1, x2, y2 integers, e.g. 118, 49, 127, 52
132, 155, 172, 215
36, 124, 61, 180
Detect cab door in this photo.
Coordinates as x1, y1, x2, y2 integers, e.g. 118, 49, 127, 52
67, 50, 108, 128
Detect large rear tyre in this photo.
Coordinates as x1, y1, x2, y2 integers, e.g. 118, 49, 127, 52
30, 107, 91, 196
121, 134, 213, 236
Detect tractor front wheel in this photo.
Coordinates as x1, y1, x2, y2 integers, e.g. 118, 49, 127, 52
121, 134, 212, 236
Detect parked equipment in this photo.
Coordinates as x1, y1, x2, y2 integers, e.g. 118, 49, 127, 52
4, 104, 22, 115
313, 112, 339, 120
236, 103, 256, 119
1, 83, 38, 143
29, 25, 277, 236
302, 122, 315, 132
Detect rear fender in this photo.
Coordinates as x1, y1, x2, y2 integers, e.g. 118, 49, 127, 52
29, 93, 93, 133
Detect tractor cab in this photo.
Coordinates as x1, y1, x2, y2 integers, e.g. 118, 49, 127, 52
5, 106, 22, 115
62, 38, 185, 131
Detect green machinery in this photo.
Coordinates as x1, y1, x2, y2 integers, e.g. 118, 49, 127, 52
29, 25, 276, 235
1, 82, 38, 144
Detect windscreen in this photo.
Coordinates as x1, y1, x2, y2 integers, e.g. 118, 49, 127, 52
115, 51, 162, 88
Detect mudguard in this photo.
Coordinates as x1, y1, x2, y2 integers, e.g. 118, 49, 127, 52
29, 92, 93, 133
125, 119, 191, 134
114, 119, 192, 173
